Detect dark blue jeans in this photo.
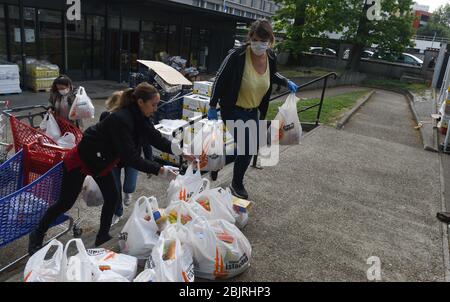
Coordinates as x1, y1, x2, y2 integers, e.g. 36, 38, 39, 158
112, 166, 138, 217
221, 108, 259, 186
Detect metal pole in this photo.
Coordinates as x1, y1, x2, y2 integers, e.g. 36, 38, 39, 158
316, 77, 328, 126
19, 0, 26, 88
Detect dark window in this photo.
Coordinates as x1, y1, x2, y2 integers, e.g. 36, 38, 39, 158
66, 16, 85, 79
0, 5, 6, 61
154, 22, 168, 55
141, 20, 156, 60
168, 24, 179, 56
37, 9, 63, 68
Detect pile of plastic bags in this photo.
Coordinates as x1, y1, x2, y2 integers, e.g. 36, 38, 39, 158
39, 113, 76, 149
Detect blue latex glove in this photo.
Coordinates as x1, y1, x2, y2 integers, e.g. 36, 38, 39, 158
207, 107, 218, 120
288, 80, 299, 93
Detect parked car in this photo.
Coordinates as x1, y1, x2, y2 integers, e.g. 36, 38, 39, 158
372, 52, 423, 67
309, 47, 337, 56
342, 49, 374, 60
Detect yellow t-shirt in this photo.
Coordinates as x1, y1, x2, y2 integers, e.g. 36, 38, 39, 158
236, 48, 270, 109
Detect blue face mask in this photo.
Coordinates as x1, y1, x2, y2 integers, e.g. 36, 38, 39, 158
59, 89, 70, 96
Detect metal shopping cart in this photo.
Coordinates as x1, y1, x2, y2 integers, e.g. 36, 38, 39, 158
0, 100, 13, 163
0, 140, 81, 273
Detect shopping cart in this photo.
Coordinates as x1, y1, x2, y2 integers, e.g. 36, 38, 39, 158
0, 141, 81, 273
2, 105, 83, 153
0, 100, 13, 163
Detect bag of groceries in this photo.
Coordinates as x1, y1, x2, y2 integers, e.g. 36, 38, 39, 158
189, 188, 236, 224
273, 93, 302, 145
191, 120, 226, 172
164, 200, 199, 227
39, 113, 61, 141
69, 86, 95, 120
87, 248, 138, 281
56, 132, 76, 149
24, 239, 64, 282
81, 176, 103, 207
148, 222, 195, 282
186, 217, 252, 280
166, 162, 210, 206
119, 196, 160, 259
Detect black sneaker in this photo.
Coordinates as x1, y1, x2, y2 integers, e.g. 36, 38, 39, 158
95, 233, 112, 247
28, 229, 45, 256
230, 181, 249, 200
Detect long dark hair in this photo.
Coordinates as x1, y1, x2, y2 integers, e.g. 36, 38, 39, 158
112, 82, 159, 112
51, 74, 73, 94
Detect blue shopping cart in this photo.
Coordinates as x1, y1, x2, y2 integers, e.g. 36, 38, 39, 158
0, 150, 75, 273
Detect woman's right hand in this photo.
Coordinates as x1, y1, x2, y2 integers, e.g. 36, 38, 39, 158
159, 166, 179, 181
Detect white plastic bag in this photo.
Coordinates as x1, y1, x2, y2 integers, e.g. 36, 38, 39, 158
119, 196, 160, 259
133, 268, 158, 282
186, 217, 252, 280
40, 113, 61, 141
149, 223, 195, 282
24, 239, 64, 282
191, 120, 226, 172
87, 248, 138, 281
60, 239, 99, 282
69, 86, 95, 120
166, 162, 210, 207
56, 132, 76, 149
189, 188, 236, 224
164, 200, 199, 227
273, 93, 302, 145
81, 176, 103, 207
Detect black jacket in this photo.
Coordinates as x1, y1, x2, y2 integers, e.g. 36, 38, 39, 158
210, 45, 289, 119
77, 104, 173, 176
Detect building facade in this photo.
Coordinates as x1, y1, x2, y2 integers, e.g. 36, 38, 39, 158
0, 0, 277, 83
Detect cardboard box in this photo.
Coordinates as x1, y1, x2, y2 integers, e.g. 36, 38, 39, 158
183, 94, 210, 114
154, 74, 182, 94
193, 81, 213, 97
152, 148, 181, 165
182, 108, 205, 122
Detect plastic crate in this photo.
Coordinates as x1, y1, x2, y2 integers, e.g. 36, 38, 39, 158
152, 97, 183, 123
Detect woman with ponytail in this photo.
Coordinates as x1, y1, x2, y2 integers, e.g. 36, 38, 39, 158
28, 83, 195, 254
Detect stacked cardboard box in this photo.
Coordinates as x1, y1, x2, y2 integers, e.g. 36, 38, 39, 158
26, 61, 59, 92
0, 63, 21, 94
193, 81, 213, 97
182, 94, 210, 122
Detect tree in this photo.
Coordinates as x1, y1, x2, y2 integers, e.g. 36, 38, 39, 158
417, 4, 450, 40
273, 0, 415, 71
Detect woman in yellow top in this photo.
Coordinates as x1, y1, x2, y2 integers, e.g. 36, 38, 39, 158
208, 19, 299, 199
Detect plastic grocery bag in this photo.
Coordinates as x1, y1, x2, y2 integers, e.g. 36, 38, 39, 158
39, 113, 61, 141
164, 200, 199, 227
56, 132, 76, 149
273, 93, 302, 145
166, 162, 210, 207
87, 248, 138, 281
149, 223, 195, 282
24, 239, 64, 282
81, 176, 103, 207
119, 196, 160, 259
69, 86, 95, 120
189, 188, 236, 224
186, 217, 252, 280
60, 239, 99, 282
191, 120, 226, 172
133, 268, 157, 282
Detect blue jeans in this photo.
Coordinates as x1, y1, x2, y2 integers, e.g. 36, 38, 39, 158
221, 108, 259, 186
112, 166, 138, 217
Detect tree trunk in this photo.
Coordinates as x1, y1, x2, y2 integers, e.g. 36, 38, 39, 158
346, 3, 371, 71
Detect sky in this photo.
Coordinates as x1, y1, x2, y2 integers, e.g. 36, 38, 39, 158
416, 0, 448, 12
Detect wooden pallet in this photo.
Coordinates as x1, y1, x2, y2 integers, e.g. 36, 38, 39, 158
30, 87, 52, 93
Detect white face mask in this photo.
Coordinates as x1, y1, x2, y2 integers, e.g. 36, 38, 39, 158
251, 41, 269, 56
59, 89, 70, 96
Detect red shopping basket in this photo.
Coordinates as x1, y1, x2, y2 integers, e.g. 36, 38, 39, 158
22, 138, 67, 185
10, 115, 83, 152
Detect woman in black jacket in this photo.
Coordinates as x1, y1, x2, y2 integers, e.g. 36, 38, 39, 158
29, 83, 194, 254
207, 19, 299, 200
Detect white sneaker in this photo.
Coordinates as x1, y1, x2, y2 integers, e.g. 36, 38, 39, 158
123, 193, 132, 207
111, 215, 121, 226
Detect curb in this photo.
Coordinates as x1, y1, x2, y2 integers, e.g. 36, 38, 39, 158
336, 90, 375, 130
